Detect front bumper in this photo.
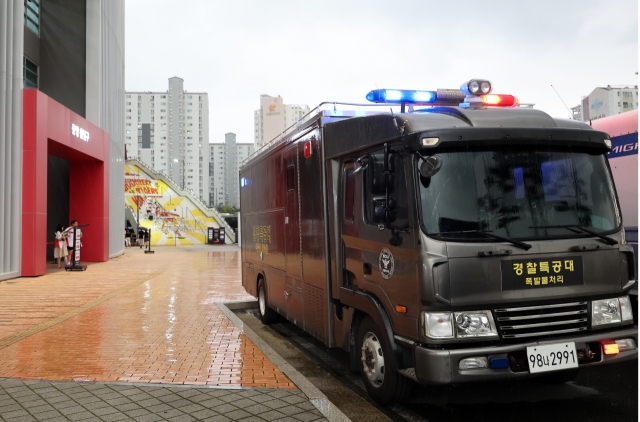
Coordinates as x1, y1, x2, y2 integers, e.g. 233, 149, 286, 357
413, 327, 638, 385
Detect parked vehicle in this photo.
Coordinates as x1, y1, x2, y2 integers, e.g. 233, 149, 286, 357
240, 80, 637, 404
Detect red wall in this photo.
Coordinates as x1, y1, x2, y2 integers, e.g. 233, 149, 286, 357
22, 90, 110, 276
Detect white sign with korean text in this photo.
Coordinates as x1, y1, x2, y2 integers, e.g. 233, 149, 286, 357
71, 123, 90, 142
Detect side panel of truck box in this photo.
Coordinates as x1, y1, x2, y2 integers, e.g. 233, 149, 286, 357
240, 149, 286, 307
297, 129, 329, 343
240, 124, 330, 345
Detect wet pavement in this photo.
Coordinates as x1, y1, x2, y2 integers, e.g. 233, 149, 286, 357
236, 309, 638, 422
0, 245, 329, 421
0, 378, 325, 422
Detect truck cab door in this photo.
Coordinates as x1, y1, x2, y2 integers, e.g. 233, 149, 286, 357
341, 150, 420, 332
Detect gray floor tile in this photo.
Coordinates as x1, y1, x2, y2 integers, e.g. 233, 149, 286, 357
175, 403, 205, 414
225, 409, 252, 420
129, 413, 165, 422
124, 408, 152, 418
66, 411, 99, 421
201, 416, 231, 422
33, 410, 64, 421
259, 409, 287, 420
189, 408, 219, 419
167, 414, 197, 422
98, 412, 131, 422
243, 403, 272, 415
197, 397, 225, 408
91, 406, 120, 416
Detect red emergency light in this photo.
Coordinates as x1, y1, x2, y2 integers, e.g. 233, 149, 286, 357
304, 141, 313, 158
482, 94, 519, 107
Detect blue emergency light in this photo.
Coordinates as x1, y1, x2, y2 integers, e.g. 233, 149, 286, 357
366, 89, 437, 104
365, 80, 519, 108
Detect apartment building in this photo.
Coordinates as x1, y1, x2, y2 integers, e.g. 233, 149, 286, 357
125, 77, 210, 202
572, 85, 638, 122
253, 94, 310, 149
209, 133, 254, 208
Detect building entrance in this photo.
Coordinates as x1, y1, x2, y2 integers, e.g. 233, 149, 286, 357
22, 90, 110, 276
46, 155, 70, 262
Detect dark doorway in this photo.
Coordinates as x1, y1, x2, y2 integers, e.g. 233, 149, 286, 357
47, 155, 70, 261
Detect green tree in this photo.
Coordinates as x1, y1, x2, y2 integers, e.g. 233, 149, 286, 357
216, 203, 239, 214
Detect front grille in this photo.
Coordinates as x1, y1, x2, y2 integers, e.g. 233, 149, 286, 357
494, 302, 588, 339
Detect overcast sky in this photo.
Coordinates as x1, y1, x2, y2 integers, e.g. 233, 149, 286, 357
125, 0, 638, 144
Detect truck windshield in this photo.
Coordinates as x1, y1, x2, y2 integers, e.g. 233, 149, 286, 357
419, 148, 621, 241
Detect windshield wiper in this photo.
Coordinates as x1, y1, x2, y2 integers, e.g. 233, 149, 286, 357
429, 230, 532, 250
529, 224, 618, 246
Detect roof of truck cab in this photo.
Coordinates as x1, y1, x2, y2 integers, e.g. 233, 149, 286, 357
322, 106, 606, 159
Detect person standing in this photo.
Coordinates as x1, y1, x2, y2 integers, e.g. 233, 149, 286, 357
125, 228, 131, 247
66, 220, 82, 266
54, 224, 67, 268
137, 228, 146, 248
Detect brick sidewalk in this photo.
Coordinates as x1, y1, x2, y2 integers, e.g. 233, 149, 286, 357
0, 246, 293, 388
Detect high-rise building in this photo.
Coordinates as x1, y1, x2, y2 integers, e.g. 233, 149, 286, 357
209, 133, 254, 209
1, 0, 125, 280
573, 85, 638, 122
253, 95, 310, 149
124, 77, 210, 203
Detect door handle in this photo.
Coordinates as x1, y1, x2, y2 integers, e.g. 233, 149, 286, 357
284, 291, 291, 301
363, 262, 372, 275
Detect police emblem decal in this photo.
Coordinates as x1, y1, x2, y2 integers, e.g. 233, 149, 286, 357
378, 248, 395, 280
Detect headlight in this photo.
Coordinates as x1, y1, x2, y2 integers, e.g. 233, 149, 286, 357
618, 296, 634, 321
592, 298, 622, 326
424, 312, 454, 338
454, 311, 499, 338
423, 311, 498, 339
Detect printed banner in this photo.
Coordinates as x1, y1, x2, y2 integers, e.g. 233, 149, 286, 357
607, 133, 638, 159
125, 179, 163, 197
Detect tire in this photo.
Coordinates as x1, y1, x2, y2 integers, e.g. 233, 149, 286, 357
257, 277, 279, 325
537, 368, 579, 384
357, 316, 413, 404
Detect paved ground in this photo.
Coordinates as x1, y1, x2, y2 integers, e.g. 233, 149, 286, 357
0, 379, 325, 422
0, 245, 328, 421
0, 378, 325, 422
0, 245, 290, 387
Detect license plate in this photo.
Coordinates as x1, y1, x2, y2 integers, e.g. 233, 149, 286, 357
526, 342, 578, 373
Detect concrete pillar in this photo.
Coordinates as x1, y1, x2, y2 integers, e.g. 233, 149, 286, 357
0, 0, 24, 281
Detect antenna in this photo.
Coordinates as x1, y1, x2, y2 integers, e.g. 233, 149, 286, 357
551, 85, 573, 118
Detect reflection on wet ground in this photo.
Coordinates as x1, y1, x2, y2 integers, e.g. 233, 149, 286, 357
0, 246, 294, 388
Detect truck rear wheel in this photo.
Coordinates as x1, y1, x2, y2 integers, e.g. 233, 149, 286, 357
357, 316, 412, 404
257, 277, 278, 325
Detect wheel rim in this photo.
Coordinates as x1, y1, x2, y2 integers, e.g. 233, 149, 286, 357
361, 332, 385, 387
258, 284, 266, 316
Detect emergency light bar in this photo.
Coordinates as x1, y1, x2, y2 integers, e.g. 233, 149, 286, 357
365, 79, 519, 109
366, 89, 437, 105
482, 94, 519, 107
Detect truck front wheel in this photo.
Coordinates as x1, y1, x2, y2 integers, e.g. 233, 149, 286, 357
257, 277, 278, 325
357, 316, 412, 404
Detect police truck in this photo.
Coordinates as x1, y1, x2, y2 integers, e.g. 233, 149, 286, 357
239, 80, 637, 404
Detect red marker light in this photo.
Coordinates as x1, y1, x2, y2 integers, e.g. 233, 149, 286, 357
603, 343, 620, 355
482, 94, 519, 107
304, 141, 313, 158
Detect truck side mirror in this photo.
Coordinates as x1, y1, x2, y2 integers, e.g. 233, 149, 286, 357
419, 155, 442, 188
373, 197, 397, 223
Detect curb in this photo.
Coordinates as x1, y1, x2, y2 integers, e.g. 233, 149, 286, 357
217, 301, 351, 422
